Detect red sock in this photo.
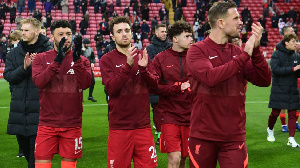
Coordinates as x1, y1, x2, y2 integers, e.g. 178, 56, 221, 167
61, 160, 77, 168
296, 112, 299, 121
280, 113, 286, 125
35, 162, 52, 168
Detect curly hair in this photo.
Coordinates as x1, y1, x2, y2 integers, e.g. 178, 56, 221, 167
109, 16, 131, 35
21, 18, 42, 30
50, 19, 72, 34
168, 21, 192, 40
208, 1, 237, 28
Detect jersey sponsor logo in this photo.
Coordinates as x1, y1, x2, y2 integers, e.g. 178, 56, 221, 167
209, 56, 218, 60
115, 64, 123, 68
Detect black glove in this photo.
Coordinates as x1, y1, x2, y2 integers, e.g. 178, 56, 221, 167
54, 37, 66, 64
73, 35, 82, 62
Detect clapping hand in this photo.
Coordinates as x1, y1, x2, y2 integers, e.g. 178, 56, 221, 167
54, 37, 66, 64
138, 48, 149, 68
73, 35, 82, 62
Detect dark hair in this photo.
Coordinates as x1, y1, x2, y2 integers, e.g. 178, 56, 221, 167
109, 16, 131, 35
155, 24, 166, 31
282, 26, 293, 35
283, 33, 298, 44
50, 19, 72, 34
207, 1, 237, 28
168, 21, 192, 40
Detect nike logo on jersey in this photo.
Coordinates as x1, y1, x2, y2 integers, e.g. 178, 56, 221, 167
232, 55, 237, 58
166, 65, 174, 68
47, 62, 51, 64
116, 64, 123, 67
239, 142, 245, 149
209, 56, 218, 59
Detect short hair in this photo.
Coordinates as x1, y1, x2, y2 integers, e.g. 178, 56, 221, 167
207, 1, 237, 28
20, 18, 42, 30
109, 16, 131, 35
9, 30, 22, 41
155, 24, 166, 31
41, 26, 46, 30
168, 21, 192, 40
283, 33, 298, 44
50, 19, 72, 34
282, 26, 293, 35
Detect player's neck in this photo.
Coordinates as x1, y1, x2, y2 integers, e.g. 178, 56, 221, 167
116, 44, 131, 55
209, 30, 228, 45
172, 45, 185, 52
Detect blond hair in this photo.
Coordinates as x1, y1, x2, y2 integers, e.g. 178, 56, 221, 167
21, 18, 42, 30
9, 30, 23, 41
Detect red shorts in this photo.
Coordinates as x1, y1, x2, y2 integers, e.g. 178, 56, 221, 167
188, 137, 248, 168
160, 124, 189, 157
107, 127, 158, 168
35, 126, 82, 160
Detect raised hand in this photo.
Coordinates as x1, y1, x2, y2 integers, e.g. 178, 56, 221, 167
54, 37, 66, 64
181, 81, 190, 91
138, 48, 149, 68
251, 22, 263, 48
24, 52, 37, 70
244, 34, 256, 57
126, 46, 137, 66
73, 35, 82, 61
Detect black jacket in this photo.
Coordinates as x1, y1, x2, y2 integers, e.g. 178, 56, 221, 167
269, 41, 300, 110
4, 34, 53, 136
146, 35, 172, 61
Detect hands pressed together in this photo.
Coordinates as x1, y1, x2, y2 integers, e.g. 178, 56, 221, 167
24, 52, 37, 70
126, 46, 149, 68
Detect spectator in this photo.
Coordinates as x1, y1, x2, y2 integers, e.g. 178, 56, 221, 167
132, 20, 140, 34
141, 3, 150, 21
81, 38, 97, 102
141, 20, 150, 40
161, 16, 169, 28
84, 10, 90, 23
258, 15, 266, 29
133, 29, 142, 41
9, 3, 17, 24
45, 12, 52, 28
228, 37, 242, 47
260, 29, 268, 47
99, 18, 109, 35
193, 21, 199, 41
73, 0, 80, 13
40, 26, 47, 36
116, 0, 121, 7
123, 4, 130, 16
4, 17, 53, 168
101, 37, 109, 48
131, 11, 140, 24
241, 6, 250, 23
8, 29, 22, 50
278, 18, 285, 35
0, 0, 7, 20
81, 0, 88, 15
108, 1, 114, 17
69, 17, 76, 35
159, 4, 168, 21
102, 10, 109, 22
100, 0, 107, 14
79, 17, 89, 35
197, 22, 205, 41
130, 0, 137, 7
44, 0, 52, 13
241, 24, 248, 43
28, 0, 35, 13
279, 12, 287, 22
271, 13, 279, 28
196, 0, 205, 10
61, 0, 69, 14
33, 9, 42, 22
134, 38, 142, 50
133, 1, 140, 15
16, 0, 25, 13
151, 16, 158, 31
0, 36, 8, 63
293, 24, 298, 35
94, 30, 103, 58
174, 7, 182, 21
285, 18, 293, 27
32, 20, 92, 168
112, 11, 119, 18
245, 13, 253, 32
15, 13, 23, 30
262, 2, 269, 18
288, 6, 297, 22
94, 0, 99, 13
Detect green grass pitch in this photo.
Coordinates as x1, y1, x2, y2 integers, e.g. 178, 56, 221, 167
0, 78, 299, 168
